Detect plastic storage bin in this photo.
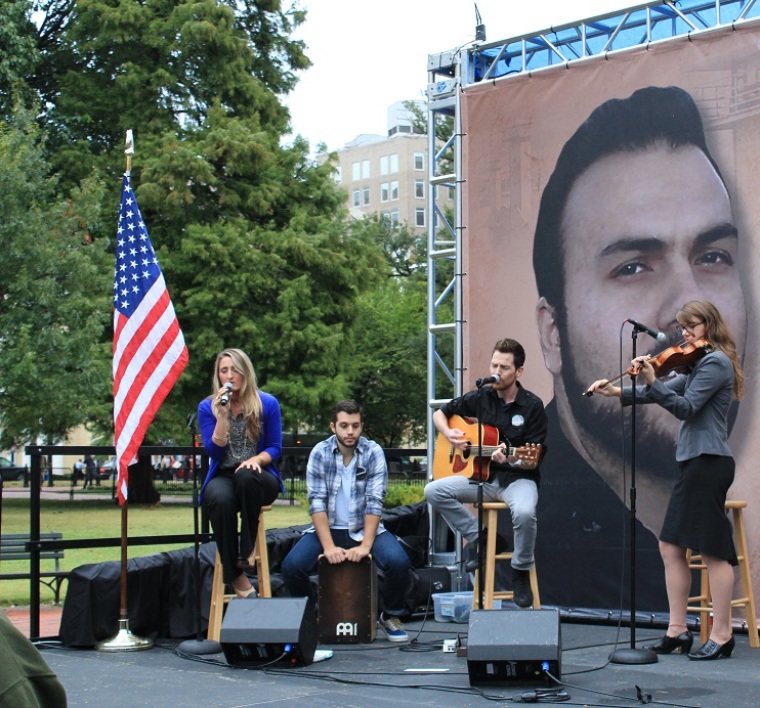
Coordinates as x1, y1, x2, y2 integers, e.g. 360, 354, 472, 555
433, 592, 473, 623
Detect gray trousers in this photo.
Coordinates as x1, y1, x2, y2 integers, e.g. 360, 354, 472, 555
424, 476, 538, 570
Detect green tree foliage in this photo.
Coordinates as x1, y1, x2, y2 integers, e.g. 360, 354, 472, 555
1, 1, 431, 454
0, 0, 39, 115
14, 1, 392, 445
0, 110, 111, 447
343, 216, 428, 447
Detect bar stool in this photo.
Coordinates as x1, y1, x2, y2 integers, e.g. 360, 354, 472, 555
471, 502, 541, 610
686, 500, 759, 648
207, 506, 272, 643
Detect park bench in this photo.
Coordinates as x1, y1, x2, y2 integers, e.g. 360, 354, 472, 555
0, 532, 68, 603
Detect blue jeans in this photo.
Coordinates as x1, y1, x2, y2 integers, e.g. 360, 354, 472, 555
281, 529, 411, 617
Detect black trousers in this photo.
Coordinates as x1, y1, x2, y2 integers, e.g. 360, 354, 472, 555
202, 467, 281, 584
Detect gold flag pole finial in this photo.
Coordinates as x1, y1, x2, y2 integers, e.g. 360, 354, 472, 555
125, 129, 134, 174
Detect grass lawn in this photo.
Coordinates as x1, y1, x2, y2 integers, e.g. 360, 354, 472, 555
0, 498, 311, 606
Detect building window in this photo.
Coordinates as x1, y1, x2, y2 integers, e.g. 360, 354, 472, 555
380, 156, 389, 175
390, 181, 399, 200
389, 153, 399, 173
334, 165, 342, 184
415, 208, 426, 227
352, 189, 361, 207
352, 162, 361, 181
362, 187, 370, 206
390, 210, 399, 224
361, 159, 370, 178
414, 180, 425, 199
414, 152, 424, 170
380, 182, 389, 202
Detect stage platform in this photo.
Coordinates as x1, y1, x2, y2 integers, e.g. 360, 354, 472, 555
26, 610, 760, 707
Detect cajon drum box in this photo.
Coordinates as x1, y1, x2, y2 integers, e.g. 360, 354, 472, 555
317, 554, 377, 643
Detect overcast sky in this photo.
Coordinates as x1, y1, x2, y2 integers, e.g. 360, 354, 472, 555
285, 0, 637, 152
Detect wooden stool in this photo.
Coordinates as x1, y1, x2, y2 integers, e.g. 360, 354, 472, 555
686, 500, 759, 648
471, 502, 541, 610
207, 506, 272, 643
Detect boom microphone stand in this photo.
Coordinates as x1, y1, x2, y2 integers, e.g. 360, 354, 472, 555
611, 327, 657, 665
473, 377, 493, 610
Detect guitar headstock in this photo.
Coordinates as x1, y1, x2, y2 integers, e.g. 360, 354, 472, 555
515, 443, 542, 464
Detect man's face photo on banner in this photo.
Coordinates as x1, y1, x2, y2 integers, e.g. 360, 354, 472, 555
534, 87, 748, 531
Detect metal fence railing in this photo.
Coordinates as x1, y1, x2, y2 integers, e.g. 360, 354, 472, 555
6, 443, 427, 638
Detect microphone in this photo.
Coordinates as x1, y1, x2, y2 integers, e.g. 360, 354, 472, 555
219, 382, 233, 406
627, 318, 666, 343
476, 374, 500, 387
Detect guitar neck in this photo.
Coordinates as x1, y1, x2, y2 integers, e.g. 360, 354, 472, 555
474, 445, 517, 457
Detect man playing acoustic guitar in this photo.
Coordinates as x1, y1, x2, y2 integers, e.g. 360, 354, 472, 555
424, 338, 547, 607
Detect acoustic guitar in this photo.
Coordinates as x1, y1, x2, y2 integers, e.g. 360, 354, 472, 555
432, 415, 542, 482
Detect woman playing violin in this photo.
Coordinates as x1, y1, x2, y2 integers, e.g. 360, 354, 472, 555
587, 300, 744, 660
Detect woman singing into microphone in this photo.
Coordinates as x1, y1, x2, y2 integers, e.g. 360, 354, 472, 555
587, 300, 743, 660
198, 348, 284, 598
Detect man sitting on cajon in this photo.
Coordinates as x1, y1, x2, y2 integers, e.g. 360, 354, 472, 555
281, 400, 411, 642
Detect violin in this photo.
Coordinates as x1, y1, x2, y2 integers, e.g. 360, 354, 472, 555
584, 338, 713, 397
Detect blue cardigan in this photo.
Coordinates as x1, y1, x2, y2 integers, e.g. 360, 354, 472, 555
197, 390, 284, 502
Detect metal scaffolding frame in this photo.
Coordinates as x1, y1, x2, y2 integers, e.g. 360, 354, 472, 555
424, 0, 760, 566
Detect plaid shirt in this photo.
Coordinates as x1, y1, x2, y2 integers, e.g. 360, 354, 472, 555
306, 435, 387, 540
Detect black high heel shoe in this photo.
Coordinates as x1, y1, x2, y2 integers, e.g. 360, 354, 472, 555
644, 631, 693, 654
688, 635, 735, 660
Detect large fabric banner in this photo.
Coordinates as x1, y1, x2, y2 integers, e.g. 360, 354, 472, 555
461, 23, 760, 613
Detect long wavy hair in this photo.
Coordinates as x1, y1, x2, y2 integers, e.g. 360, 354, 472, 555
211, 348, 263, 441
678, 300, 744, 400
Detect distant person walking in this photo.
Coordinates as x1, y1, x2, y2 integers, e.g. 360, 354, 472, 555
83, 455, 99, 489
72, 460, 84, 487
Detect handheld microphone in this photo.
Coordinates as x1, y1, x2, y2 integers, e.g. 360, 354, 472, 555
626, 318, 666, 343
476, 374, 500, 387
219, 382, 233, 406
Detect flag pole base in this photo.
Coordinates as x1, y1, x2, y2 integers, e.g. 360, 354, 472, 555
96, 618, 153, 652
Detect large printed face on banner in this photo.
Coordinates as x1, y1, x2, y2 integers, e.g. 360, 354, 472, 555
462, 26, 760, 610
536, 89, 747, 491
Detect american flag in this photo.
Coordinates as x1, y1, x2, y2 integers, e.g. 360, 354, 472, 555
113, 173, 188, 505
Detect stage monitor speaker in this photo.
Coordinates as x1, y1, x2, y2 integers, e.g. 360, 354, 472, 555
220, 597, 318, 667
467, 609, 561, 686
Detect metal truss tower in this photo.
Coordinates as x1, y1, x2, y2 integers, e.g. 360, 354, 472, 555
425, 0, 760, 566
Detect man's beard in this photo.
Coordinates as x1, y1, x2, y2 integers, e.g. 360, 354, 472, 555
562, 356, 683, 484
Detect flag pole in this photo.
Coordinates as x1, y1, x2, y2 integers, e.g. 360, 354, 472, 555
98, 130, 152, 652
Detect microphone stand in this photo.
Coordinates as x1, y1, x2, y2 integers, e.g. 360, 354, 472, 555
177, 414, 222, 655
611, 327, 657, 665
473, 379, 491, 610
